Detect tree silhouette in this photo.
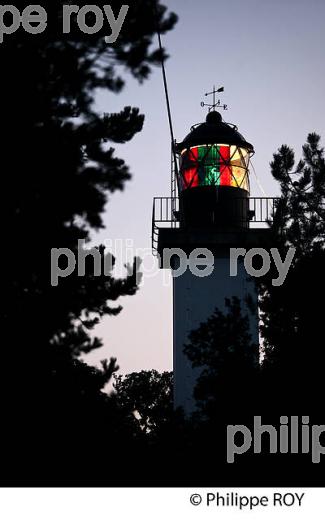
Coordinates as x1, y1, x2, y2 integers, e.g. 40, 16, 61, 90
114, 370, 173, 434
113, 369, 197, 486
260, 133, 325, 408
184, 297, 259, 418
0, 0, 177, 485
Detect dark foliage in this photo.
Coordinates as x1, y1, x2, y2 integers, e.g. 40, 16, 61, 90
184, 297, 259, 417
114, 370, 173, 435
0, 0, 177, 485
260, 133, 325, 405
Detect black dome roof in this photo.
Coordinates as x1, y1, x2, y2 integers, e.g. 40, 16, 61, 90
176, 112, 254, 153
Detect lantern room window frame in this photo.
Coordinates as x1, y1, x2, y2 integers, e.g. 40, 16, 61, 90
178, 143, 252, 193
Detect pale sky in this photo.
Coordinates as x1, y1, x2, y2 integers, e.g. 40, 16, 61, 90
86, 0, 325, 375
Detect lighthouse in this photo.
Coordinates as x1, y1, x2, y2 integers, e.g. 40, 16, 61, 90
152, 89, 275, 415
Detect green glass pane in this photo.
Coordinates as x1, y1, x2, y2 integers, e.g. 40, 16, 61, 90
203, 145, 220, 186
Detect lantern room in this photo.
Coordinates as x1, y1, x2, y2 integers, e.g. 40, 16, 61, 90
175, 111, 255, 229
179, 143, 251, 192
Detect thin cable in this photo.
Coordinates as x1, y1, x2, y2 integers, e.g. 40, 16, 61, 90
250, 160, 269, 198
250, 160, 275, 215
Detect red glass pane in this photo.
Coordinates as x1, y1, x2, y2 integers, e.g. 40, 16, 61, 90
181, 147, 199, 188
219, 146, 231, 186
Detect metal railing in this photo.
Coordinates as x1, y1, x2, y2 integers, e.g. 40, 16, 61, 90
152, 197, 180, 255
153, 197, 180, 227
152, 196, 280, 254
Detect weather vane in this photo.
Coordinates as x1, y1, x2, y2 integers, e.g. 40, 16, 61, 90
201, 85, 228, 112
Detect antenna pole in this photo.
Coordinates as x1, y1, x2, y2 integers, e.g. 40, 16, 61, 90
154, 7, 180, 195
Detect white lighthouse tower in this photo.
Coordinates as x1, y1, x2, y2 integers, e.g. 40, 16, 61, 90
152, 91, 274, 415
